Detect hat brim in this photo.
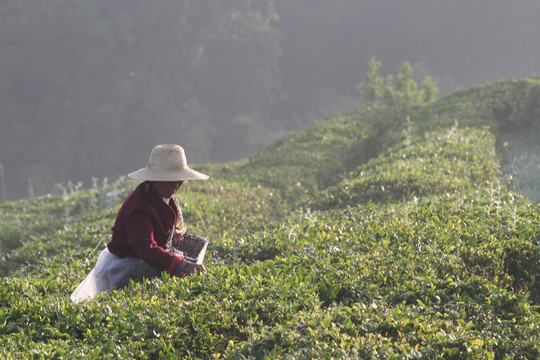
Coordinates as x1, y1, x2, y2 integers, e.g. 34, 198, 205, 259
128, 167, 209, 181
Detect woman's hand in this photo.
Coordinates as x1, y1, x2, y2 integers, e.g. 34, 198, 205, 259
182, 262, 206, 276
172, 229, 184, 246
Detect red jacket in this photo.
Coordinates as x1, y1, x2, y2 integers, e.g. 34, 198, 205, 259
107, 181, 184, 275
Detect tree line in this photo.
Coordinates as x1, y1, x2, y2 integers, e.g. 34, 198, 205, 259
1, 0, 539, 200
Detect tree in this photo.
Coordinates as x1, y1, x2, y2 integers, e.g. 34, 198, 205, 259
383, 74, 397, 107
394, 61, 421, 106
421, 76, 439, 104
361, 59, 439, 109
357, 56, 384, 108
0, 0, 284, 198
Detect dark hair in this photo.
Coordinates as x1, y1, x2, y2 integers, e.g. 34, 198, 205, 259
144, 181, 154, 194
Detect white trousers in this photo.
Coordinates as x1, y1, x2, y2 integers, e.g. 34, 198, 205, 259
70, 248, 158, 303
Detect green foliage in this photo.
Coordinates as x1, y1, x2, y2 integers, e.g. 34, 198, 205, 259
422, 75, 439, 104
314, 125, 500, 207
490, 78, 540, 132
395, 61, 421, 106
228, 111, 379, 202
357, 56, 384, 108
1, 79, 540, 358
359, 59, 440, 110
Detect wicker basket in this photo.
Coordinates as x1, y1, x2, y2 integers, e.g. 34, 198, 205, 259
170, 233, 208, 264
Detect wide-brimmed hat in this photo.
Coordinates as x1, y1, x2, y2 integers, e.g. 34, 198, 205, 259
128, 144, 209, 181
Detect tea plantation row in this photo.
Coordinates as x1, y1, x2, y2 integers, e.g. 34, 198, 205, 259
1, 79, 539, 358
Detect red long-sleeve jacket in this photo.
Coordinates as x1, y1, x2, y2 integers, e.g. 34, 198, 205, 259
107, 181, 184, 275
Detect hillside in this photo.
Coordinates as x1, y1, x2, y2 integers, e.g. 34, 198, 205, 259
1, 79, 539, 358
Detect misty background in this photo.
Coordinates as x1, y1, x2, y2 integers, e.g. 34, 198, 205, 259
1, 0, 540, 201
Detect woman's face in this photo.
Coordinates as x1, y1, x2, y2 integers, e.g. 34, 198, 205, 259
151, 181, 183, 198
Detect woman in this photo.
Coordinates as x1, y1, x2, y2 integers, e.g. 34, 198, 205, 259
71, 144, 208, 303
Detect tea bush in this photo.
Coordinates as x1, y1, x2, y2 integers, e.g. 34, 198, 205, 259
1, 78, 539, 359
312, 125, 500, 208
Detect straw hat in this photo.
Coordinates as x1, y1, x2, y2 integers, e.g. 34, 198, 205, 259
128, 144, 209, 181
